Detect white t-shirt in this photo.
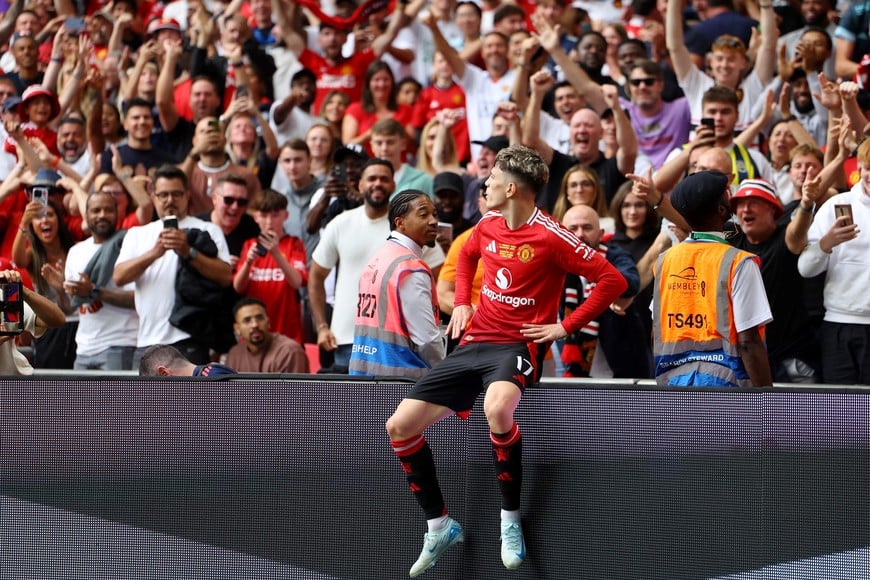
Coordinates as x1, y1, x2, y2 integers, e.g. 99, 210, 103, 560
116, 216, 231, 347
65, 237, 139, 357
540, 113, 571, 156
269, 101, 316, 146
680, 66, 767, 132
311, 205, 445, 345
458, 64, 516, 159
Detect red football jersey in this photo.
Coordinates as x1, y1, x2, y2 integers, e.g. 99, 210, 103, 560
455, 208, 626, 344
299, 48, 377, 114
411, 83, 470, 163
238, 235, 309, 344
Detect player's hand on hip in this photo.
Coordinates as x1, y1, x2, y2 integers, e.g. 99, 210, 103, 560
521, 322, 567, 343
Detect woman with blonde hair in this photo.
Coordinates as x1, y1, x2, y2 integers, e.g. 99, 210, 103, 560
416, 116, 462, 176
552, 165, 608, 223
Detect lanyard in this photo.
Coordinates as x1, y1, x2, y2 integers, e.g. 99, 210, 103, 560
690, 232, 728, 245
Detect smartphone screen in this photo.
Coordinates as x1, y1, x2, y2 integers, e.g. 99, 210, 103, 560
834, 204, 853, 226
30, 187, 49, 206
0, 281, 24, 336
163, 215, 179, 229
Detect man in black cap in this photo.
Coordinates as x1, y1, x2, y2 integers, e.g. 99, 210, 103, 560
433, 171, 473, 254
652, 170, 773, 388
466, 135, 509, 223
306, 144, 370, 234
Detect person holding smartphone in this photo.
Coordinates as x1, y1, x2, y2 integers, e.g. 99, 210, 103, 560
234, 189, 309, 346
0, 267, 65, 375
798, 139, 870, 384
114, 165, 233, 367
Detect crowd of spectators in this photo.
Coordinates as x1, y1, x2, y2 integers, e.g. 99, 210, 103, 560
0, 0, 868, 384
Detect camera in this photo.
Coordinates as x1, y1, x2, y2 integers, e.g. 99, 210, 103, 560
0, 280, 24, 336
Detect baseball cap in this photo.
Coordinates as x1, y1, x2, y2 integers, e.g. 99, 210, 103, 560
729, 178, 783, 219
472, 135, 509, 154
334, 143, 370, 164
147, 17, 181, 36
30, 168, 63, 188
433, 172, 464, 197
670, 171, 730, 222
2, 96, 21, 113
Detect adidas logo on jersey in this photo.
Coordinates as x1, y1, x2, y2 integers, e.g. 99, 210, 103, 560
486, 240, 497, 253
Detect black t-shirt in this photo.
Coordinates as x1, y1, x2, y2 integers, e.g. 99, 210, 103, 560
99, 144, 178, 176
542, 150, 628, 213
197, 211, 261, 258
166, 118, 196, 162
730, 221, 818, 361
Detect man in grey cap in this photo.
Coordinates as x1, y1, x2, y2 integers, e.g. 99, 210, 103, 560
652, 170, 773, 387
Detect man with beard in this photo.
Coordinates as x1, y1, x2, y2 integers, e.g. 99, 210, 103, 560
779, 0, 837, 78
56, 117, 90, 178
781, 53, 830, 147
572, 30, 614, 87
63, 191, 138, 370
349, 191, 445, 377
181, 116, 260, 215
432, 171, 473, 254
114, 165, 233, 366
308, 159, 445, 372
226, 297, 309, 373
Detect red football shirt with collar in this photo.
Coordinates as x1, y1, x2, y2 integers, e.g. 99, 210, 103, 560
454, 208, 626, 345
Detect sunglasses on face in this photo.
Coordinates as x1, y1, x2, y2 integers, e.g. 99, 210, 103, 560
629, 78, 657, 87
223, 196, 249, 207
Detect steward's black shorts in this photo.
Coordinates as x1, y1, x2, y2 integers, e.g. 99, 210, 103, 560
406, 342, 541, 414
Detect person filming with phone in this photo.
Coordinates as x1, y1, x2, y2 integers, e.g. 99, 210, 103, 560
798, 139, 870, 385
114, 165, 232, 367
0, 267, 65, 375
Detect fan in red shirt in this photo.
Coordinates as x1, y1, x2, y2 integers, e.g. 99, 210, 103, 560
274, 0, 417, 113
411, 51, 471, 164
385, 145, 626, 576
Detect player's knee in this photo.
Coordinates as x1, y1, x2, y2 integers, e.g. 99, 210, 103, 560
385, 413, 410, 440
483, 398, 512, 426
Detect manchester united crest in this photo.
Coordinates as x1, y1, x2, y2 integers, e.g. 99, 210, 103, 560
517, 244, 534, 263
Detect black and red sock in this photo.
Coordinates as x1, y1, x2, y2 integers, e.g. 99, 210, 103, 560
491, 422, 523, 511
391, 435, 446, 520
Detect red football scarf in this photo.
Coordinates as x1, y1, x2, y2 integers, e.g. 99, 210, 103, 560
293, 0, 393, 32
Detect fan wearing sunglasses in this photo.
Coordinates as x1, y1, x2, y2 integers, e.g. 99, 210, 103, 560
532, 16, 690, 171
182, 116, 261, 216
199, 174, 261, 270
